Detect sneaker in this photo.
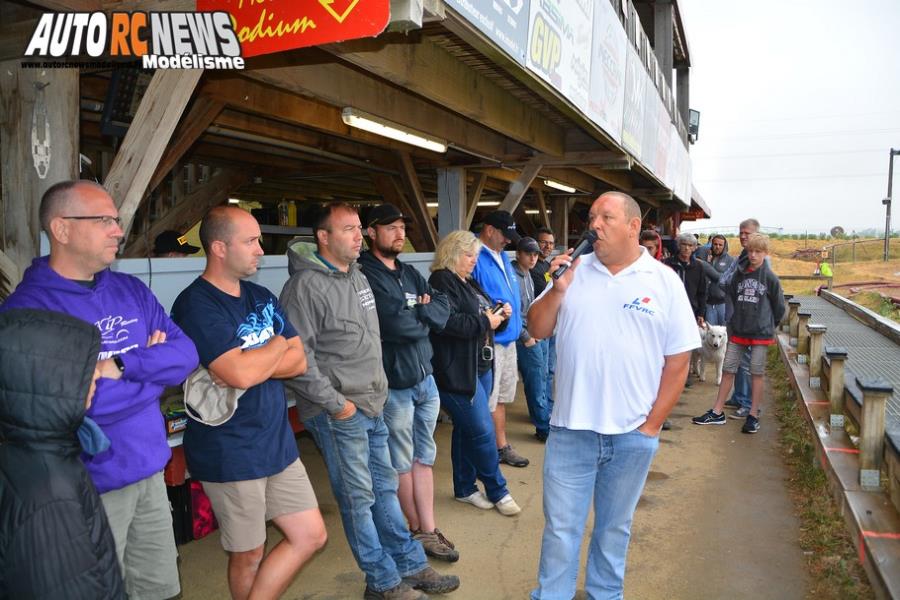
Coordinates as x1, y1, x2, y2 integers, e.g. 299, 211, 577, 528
691, 409, 726, 425
724, 398, 741, 408
729, 406, 751, 419
742, 414, 760, 434
402, 566, 460, 594
498, 444, 529, 467
455, 490, 493, 510
494, 493, 521, 516
534, 431, 549, 443
364, 582, 426, 600
413, 529, 459, 563
661, 419, 672, 431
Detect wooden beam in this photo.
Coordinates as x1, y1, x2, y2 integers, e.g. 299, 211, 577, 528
28, 0, 101, 9
370, 173, 430, 252
396, 152, 438, 250
0, 19, 37, 63
576, 166, 633, 191
123, 168, 248, 257
464, 172, 486, 229
534, 189, 551, 230
499, 160, 542, 214
147, 95, 224, 194
551, 196, 571, 246
0, 247, 21, 300
506, 151, 627, 167
104, 69, 203, 239
514, 206, 537, 239
326, 37, 565, 155
0, 63, 78, 275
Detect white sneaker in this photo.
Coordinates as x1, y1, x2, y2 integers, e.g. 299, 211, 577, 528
494, 494, 521, 516
455, 491, 493, 510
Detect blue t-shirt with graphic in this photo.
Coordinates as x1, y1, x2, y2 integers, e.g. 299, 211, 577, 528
171, 277, 299, 482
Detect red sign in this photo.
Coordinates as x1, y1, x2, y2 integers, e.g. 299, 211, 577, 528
197, 0, 390, 58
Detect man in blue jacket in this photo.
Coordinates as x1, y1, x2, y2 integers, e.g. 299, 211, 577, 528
2, 180, 199, 599
360, 203, 456, 562
472, 210, 528, 467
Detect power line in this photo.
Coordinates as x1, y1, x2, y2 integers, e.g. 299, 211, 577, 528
702, 127, 900, 143
695, 172, 884, 183
695, 148, 888, 160
715, 109, 900, 125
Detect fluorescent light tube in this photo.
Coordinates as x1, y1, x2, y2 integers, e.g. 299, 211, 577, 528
342, 107, 447, 153
544, 179, 576, 193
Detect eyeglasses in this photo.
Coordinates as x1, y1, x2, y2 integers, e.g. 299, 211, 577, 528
62, 215, 122, 228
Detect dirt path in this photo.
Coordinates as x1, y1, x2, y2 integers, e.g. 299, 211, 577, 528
178, 377, 809, 599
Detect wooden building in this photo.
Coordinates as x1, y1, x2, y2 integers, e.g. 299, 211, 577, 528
0, 0, 709, 296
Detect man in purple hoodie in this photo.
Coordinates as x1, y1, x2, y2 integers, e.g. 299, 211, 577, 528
2, 180, 199, 600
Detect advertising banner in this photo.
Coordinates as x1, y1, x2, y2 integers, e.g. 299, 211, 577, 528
446, 0, 532, 64
640, 85, 660, 172
586, 0, 627, 144
526, 0, 594, 116
197, 0, 390, 58
620, 43, 645, 157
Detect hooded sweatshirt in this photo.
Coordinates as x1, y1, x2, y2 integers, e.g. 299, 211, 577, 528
280, 241, 388, 421
663, 254, 708, 319
725, 259, 786, 340
704, 238, 734, 304
0, 257, 199, 493
0, 309, 124, 599
358, 251, 450, 390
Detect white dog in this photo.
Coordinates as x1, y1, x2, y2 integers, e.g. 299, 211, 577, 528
693, 324, 727, 385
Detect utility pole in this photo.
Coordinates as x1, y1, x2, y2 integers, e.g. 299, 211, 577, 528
885, 148, 899, 261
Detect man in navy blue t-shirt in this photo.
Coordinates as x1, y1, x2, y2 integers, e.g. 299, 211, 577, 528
172, 206, 326, 599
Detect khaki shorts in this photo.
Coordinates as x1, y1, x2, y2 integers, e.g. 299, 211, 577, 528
488, 341, 518, 411
201, 459, 318, 552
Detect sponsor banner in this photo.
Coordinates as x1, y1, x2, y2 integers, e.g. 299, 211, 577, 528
640, 84, 660, 172
664, 123, 680, 191
446, 0, 531, 65
620, 43, 645, 157
197, 0, 390, 58
526, 0, 593, 116
653, 102, 671, 182
586, 0, 626, 144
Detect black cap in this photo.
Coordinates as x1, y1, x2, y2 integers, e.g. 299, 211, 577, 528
153, 230, 200, 255
517, 237, 540, 253
367, 203, 413, 228
483, 210, 521, 243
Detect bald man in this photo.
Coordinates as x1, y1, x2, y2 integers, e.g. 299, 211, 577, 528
527, 192, 700, 599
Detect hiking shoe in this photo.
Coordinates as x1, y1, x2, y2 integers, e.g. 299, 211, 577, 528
724, 398, 741, 408
692, 410, 726, 425
742, 414, 760, 434
498, 444, 529, 467
413, 529, 459, 563
661, 419, 672, 431
729, 406, 751, 419
364, 582, 426, 600
494, 493, 521, 516
535, 430, 549, 443
455, 490, 493, 510
402, 566, 460, 594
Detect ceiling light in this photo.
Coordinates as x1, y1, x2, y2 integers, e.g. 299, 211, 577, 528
426, 202, 439, 208
228, 198, 241, 204
342, 107, 447, 153
544, 179, 576, 193
525, 209, 552, 214
476, 201, 500, 207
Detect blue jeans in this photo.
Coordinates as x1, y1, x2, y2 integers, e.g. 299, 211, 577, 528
438, 370, 509, 503
730, 348, 752, 409
532, 426, 659, 600
705, 302, 726, 326
545, 336, 556, 411
382, 375, 440, 472
517, 339, 550, 436
304, 411, 427, 592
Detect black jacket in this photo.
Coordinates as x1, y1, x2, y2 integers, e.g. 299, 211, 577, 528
664, 255, 708, 319
725, 260, 786, 340
0, 309, 125, 600
428, 269, 505, 396
531, 258, 551, 296
358, 251, 451, 389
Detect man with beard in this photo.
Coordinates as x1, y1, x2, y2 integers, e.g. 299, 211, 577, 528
703, 234, 734, 326
358, 204, 456, 562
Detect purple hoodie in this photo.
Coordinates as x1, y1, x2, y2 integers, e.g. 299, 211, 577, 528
1, 257, 199, 493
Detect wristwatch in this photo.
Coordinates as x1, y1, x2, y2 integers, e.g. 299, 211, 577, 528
113, 355, 125, 374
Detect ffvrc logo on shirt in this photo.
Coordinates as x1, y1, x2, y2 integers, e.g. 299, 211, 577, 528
623, 296, 656, 316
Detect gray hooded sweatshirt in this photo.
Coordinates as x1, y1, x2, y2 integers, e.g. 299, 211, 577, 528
279, 240, 388, 421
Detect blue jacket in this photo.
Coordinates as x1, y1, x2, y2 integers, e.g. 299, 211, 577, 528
472, 247, 521, 345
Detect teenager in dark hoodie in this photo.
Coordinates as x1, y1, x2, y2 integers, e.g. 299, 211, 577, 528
692, 234, 785, 434
0, 309, 124, 599
701, 234, 734, 326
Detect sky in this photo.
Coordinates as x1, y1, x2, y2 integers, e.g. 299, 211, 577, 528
677, 0, 900, 235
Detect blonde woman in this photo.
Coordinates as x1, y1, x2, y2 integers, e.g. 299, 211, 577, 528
428, 231, 521, 517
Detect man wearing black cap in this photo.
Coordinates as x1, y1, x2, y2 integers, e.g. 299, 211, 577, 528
358, 204, 457, 562
153, 230, 201, 257
472, 210, 528, 468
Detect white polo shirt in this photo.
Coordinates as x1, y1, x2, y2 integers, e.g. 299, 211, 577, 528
548, 247, 700, 434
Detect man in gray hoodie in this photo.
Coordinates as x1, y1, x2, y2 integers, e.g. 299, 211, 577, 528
703, 234, 734, 326
280, 203, 459, 600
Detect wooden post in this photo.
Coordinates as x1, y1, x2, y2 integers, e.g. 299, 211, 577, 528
782, 293, 793, 332
788, 300, 801, 343
796, 311, 812, 361
436, 167, 465, 238
0, 65, 78, 281
857, 376, 892, 489
824, 346, 848, 428
551, 196, 570, 249
807, 324, 827, 388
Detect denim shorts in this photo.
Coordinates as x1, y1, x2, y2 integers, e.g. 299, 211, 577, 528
723, 342, 768, 375
382, 375, 440, 472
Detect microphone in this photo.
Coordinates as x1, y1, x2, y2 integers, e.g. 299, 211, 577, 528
552, 230, 598, 280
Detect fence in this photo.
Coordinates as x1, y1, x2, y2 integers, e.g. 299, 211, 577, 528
828, 237, 900, 264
